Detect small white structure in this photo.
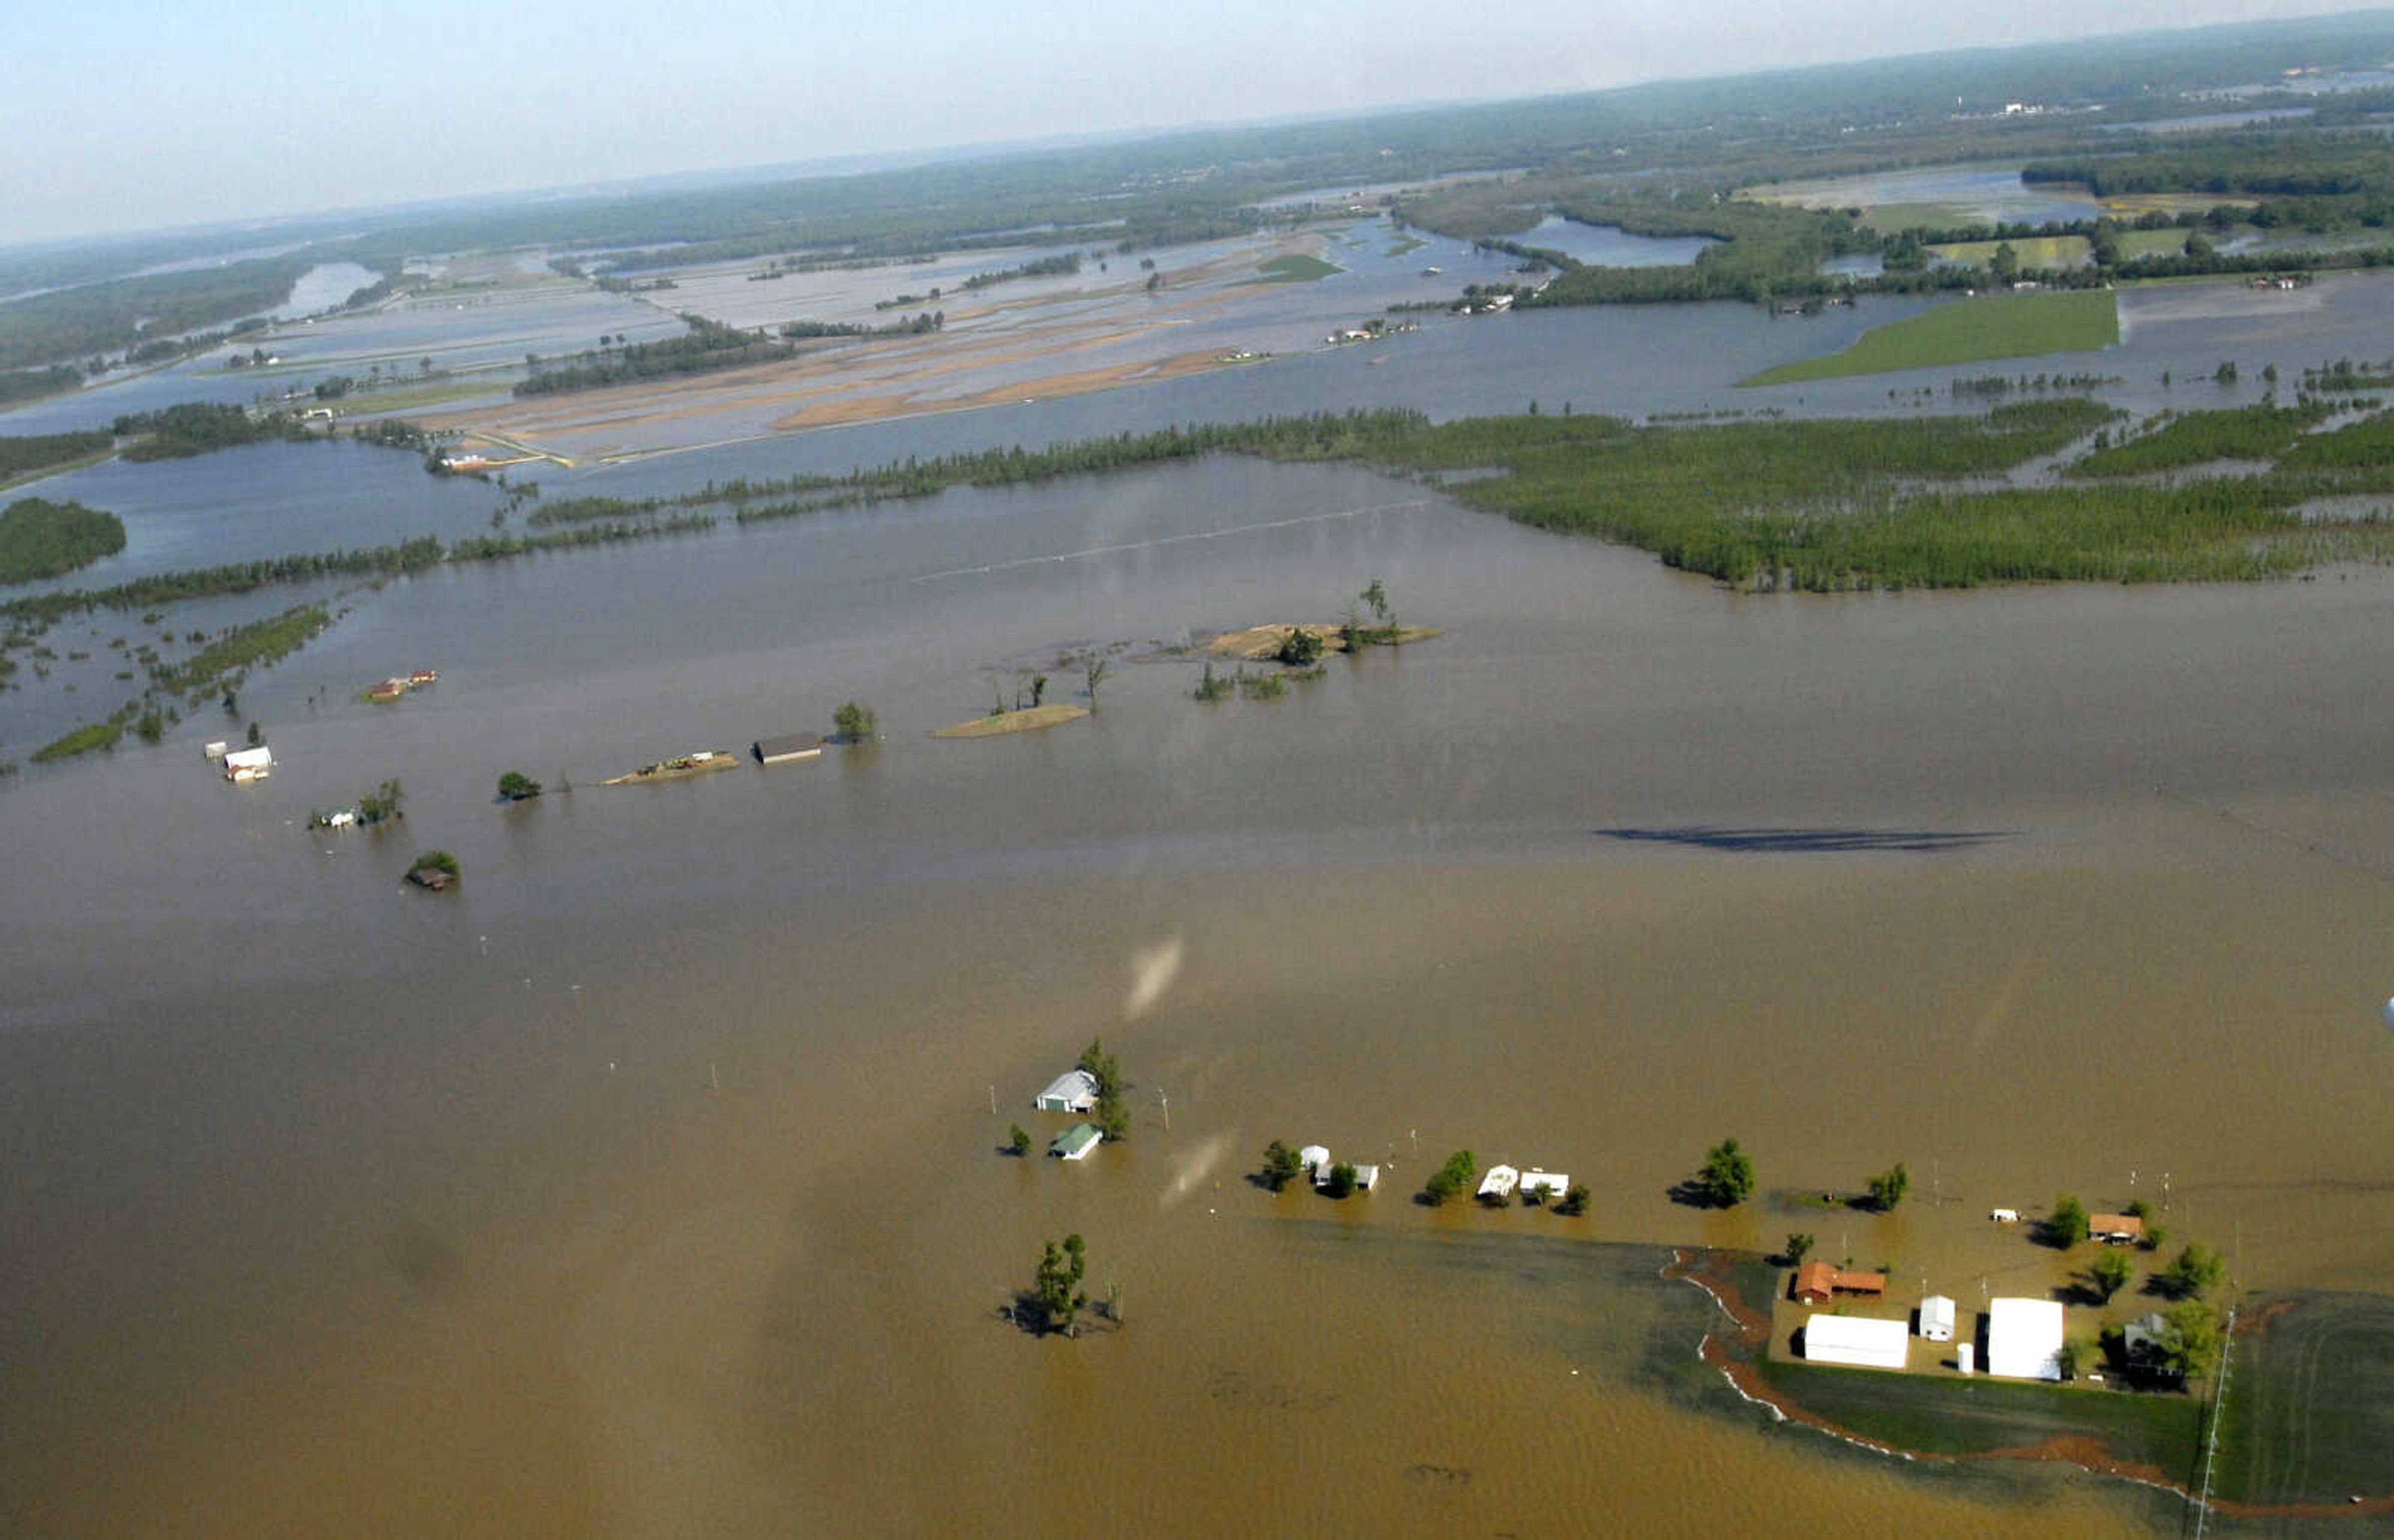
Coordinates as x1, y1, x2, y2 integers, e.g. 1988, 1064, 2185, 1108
202, 741, 229, 761
1033, 1069, 1098, 1113
223, 745, 274, 782
1520, 1170, 1570, 1201
1049, 1122, 1101, 1161
1299, 1144, 1330, 1175
1986, 1297, 2066, 1381
1351, 1163, 1380, 1191
1988, 1208, 2021, 1224
322, 809, 357, 829
1958, 1342, 1976, 1375
1919, 1295, 1957, 1343
1802, 1313, 1910, 1371
1477, 1164, 1519, 1201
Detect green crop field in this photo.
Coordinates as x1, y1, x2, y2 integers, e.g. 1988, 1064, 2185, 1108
1927, 235, 2094, 269
2213, 1292, 2394, 1504
1741, 290, 2120, 385
1255, 254, 1342, 282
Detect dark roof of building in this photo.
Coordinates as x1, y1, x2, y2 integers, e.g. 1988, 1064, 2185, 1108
752, 734, 824, 763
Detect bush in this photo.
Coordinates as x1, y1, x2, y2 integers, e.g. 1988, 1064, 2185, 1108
832, 700, 877, 742
1274, 627, 1324, 666
497, 771, 542, 802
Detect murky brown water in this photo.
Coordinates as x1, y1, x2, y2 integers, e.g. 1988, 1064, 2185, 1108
3, 455, 2391, 1534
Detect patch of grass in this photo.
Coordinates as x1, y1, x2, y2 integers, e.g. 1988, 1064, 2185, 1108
1741, 291, 2119, 386
1385, 234, 1426, 258
1925, 235, 2092, 269
1758, 1357, 2201, 1475
1256, 254, 1343, 283
31, 719, 124, 763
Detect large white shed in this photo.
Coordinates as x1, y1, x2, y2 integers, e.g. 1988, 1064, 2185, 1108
1987, 1297, 2066, 1380
1919, 1295, 1957, 1343
1802, 1314, 1910, 1371
1034, 1069, 1098, 1113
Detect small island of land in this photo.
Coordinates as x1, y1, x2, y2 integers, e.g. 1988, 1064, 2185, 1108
599, 749, 741, 784
1203, 622, 1440, 660
931, 704, 1090, 739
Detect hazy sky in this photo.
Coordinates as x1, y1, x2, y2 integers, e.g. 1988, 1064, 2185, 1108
0, 0, 2372, 246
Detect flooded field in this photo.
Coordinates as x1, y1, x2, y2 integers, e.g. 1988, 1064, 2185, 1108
1, 420, 2392, 1533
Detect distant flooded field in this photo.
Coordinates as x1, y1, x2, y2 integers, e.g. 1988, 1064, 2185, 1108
1, 430, 2391, 1533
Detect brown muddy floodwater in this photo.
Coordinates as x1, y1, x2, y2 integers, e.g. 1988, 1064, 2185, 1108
2, 455, 2390, 1536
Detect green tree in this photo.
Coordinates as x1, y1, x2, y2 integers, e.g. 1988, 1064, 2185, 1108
2087, 1248, 2135, 1303
1261, 1140, 1303, 1191
1079, 1036, 1128, 1141
1866, 1160, 1910, 1212
1785, 1232, 1815, 1265
1697, 1137, 1756, 1207
832, 700, 877, 743
357, 777, 405, 824
2159, 1243, 2225, 1299
1009, 1124, 1032, 1157
2156, 1299, 2225, 1380
1557, 1183, 1591, 1216
1274, 627, 1324, 666
1032, 1233, 1089, 1336
1420, 1149, 1477, 1206
1361, 577, 1392, 628
1325, 1162, 1359, 1199
1082, 653, 1110, 706
1990, 242, 2021, 284
2047, 1195, 2091, 1248
497, 771, 542, 802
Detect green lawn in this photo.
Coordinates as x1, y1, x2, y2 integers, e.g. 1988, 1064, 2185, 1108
1741, 290, 2120, 386
1759, 1358, 2202, 1478
1255, 254, 1343, 282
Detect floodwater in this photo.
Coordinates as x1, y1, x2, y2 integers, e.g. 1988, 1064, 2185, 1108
1521, 214, 1718, 267
2, 412, 2392, 1534
1749, 163, 2105, 228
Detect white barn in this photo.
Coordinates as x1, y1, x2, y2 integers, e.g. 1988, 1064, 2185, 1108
1034, 1069, 1098, 1113
1919, 1295, 1957, 1343
1987, 1297, 2066, 1380
1802, 1314, 1910, 1371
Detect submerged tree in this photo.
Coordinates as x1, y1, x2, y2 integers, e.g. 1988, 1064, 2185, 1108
1261, 1140, 1303, 1191
2047, 1194, 2091, 1249
832, 700, 877, 743
1079, 1036, 1129, 1141
1032, 1233, 1089, 1336
1865, 1160, 1910, 1212
1696, 1137, 1756, 1208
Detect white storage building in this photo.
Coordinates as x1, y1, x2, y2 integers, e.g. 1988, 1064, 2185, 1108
1919, 1295, 1957, 1343
1477, 1165, 1519, 1201
1034, 1069, 1098, 1113
1986, 1297, 2066, 1380
1802, 1314, 1911, 1371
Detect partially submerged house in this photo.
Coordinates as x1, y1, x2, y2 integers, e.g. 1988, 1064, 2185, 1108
1986, 1297, 2066, 1380
1918, 1294, 1957, 1343
1034, 1069, 1098, 1114
1794, 1262, 1887, 1306
1049, 1122, 1101, 1161
751, 734, 824, 766
1314, 1160, 1380, 1192
2090, 1213, 2145, 1245
1477, 1165, 1519, 1201
1519, 1170, 1570, 1201
1802, 1313, 1910, 1371
1299, 1144, 1330, 1175
223, 745, 274, 782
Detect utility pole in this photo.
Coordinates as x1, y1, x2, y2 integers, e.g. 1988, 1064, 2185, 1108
988, 1084, 996, 1115
1156, 1087, 1170, 1130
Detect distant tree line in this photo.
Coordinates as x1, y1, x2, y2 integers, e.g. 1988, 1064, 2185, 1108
512, 317, 797, 396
